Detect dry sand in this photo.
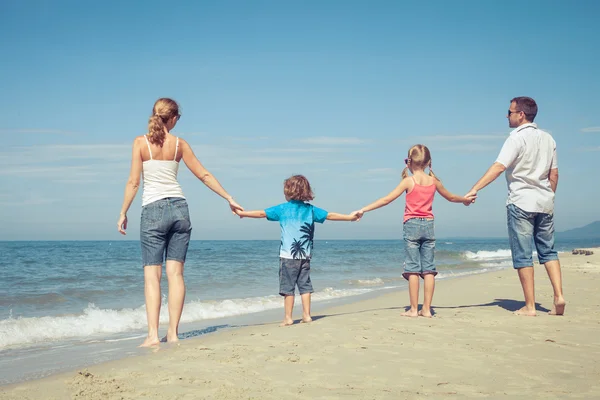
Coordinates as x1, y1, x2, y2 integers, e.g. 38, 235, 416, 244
2, 249, 599, 399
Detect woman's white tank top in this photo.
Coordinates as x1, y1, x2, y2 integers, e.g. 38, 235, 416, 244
141, 135, 185, 206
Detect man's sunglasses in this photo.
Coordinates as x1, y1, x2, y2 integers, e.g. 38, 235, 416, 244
507, 109, 522, 116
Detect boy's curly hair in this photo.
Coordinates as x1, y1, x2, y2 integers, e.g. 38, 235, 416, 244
284, 175, 314, 202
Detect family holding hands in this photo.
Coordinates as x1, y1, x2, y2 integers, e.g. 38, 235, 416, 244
119, 96, 564, 347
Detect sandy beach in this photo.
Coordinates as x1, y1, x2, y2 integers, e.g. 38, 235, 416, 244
2, 249, 599, 399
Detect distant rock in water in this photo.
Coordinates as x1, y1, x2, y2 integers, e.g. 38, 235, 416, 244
557, 221, 600, 239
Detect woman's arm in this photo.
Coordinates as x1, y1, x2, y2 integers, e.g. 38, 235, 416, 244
235, 210, 267, 219
180, 139, 243, 212
435, 179, 476, 204
326, 212, 359, 221
118, 138, 143, 235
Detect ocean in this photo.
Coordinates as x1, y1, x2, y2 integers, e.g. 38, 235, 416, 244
1, 238, 598, 384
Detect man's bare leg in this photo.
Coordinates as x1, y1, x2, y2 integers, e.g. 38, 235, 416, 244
515, 266, 536, 316
544, 259, 566, 315
300, 293, 312, 322
419, 274, 435, 317
401, 274, 419, 317
281, 295, 294, 326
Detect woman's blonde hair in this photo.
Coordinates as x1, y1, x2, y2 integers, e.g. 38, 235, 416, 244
401, 144, 438, 180
284, 175, 314, 202
148, 98, 180, 146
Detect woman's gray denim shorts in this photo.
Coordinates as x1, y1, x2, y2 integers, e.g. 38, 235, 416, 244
140, 197, 192, 266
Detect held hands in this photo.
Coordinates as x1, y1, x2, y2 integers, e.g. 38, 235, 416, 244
228, 198, 244, 214
117, 214, 128, 235
463, 190, 477, 206
350, 209, 364, 221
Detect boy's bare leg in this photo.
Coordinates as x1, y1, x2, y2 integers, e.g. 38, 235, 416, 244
281, 295, 294, 326
544, 259, 566, 315
419, 274, 435, 317
515, 267, 536, 316
140, 265, 162, 347
401, 274, 419, 317
300, 293, 312, 322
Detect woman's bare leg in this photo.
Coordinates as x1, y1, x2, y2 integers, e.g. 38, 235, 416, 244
140, 265, 162, 347
167, 260, 185, 342
165, 260, 185, 342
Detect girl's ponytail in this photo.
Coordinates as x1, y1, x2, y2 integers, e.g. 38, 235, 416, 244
147, 114, 166, 147
401, 166, 410, 179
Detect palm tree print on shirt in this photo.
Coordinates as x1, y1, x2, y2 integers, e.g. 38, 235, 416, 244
290, 238, 307, 260
300, 222, 315, 254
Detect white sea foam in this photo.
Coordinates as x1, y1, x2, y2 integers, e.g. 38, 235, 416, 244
0, 287, 372, 350
346, 278, 385, 286
463, 249, 512, 260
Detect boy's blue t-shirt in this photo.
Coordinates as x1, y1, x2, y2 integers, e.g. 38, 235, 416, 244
265, 200, 328, 260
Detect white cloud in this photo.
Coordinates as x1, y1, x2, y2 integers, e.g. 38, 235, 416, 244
296, 137, 368, 145
417, 134, 507, 141
581, 127, 600, 133
434, 144, 499, 152
0, 129, 80, 135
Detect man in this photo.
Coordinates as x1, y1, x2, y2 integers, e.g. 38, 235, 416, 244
466, 96, 565, 316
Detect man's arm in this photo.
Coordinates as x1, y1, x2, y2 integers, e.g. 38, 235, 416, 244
549, 168, 559, 192
468, 162, 506, 194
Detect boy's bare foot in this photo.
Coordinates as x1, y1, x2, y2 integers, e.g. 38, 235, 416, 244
514, 306, 536, 316
139, 336, 160, 348
549, 297, 566, 315
401, 309, 419, 318
280, 318, 294, 327
418, 309, 432, 318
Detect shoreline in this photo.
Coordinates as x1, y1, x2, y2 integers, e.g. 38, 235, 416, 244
2, 248, 599, 398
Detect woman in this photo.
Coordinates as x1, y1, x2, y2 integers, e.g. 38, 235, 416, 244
117, 98, 242, 347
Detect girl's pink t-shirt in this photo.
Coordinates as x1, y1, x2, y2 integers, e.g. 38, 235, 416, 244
404, 177, 436, 223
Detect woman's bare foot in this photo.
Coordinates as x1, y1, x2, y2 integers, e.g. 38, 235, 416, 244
514, 306, 536, 316
418, 309, 432, 318
280, 318, 294, 327
301, 316, 312, 323
139, 336, 160, 348
401, 309, 419, 318
549, 297, 566, 315
161, 333, 180, 344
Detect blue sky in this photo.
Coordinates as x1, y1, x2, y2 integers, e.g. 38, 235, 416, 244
1, 0, 599, 240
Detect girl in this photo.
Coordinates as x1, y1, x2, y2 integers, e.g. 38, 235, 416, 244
353, 145, 475, 317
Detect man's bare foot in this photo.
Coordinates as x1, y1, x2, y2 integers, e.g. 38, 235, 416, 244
549, 297, 566, 315
401, 309, 419, 318
280, 318, 294, 327
514, 306, 536, 317
139, 336, 160, 348
418, 309, 432, 318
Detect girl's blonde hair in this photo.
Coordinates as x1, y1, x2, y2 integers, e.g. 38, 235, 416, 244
148, 98, 180, 146
284, 175, 314, 202
401, 144, 438, 180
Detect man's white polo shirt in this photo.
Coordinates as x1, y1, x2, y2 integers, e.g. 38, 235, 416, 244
495, 123, 557, 214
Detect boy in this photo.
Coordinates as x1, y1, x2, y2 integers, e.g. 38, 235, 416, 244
235, 175, 357, 326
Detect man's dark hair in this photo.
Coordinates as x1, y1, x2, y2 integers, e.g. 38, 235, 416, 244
511, 96, 538, 122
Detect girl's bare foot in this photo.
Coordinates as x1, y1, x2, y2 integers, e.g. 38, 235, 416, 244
418, 309, 432, 318
139, 336, 160, 348
514, 306, 536, 316
280, 318, 294, 327
549, 297, 566, 315
401, 309, 419, 318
